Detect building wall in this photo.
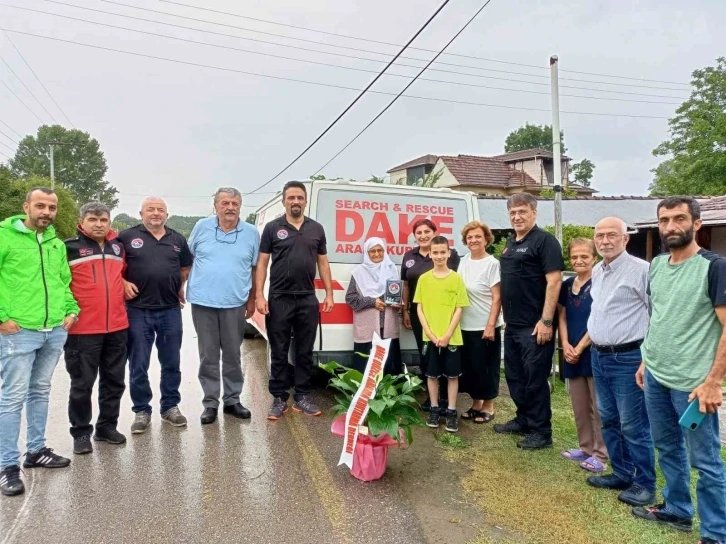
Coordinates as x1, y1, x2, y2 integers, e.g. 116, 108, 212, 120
432, 160, 459, 188
711, 227, 726, 255
389, 168, 407, 186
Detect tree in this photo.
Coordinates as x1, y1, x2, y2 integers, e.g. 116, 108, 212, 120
490, 224, 594, 270
0, 170, 78, 238
571, 159, 595, 187
395, 168, 443, 188
245, 213, 256, 224
9, 125, 119, 209
367, 175, 386, 184
504, 123, 567, 153
650, 57, 726, 196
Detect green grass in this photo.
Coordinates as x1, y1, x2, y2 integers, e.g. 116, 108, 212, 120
452, 374, 726, 544
434, 431, 469, 449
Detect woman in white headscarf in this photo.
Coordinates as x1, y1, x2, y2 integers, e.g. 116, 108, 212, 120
345, 237, 402, 375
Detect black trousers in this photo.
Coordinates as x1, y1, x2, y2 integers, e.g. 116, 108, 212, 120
461, 328, 502, 401
503, 326, 554, 436
353, 338, 402, 376
409, 303, 447, 400
64, 330, 128, 437
267, 293, 319, 402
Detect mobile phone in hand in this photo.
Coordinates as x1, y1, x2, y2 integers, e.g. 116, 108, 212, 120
678, 399, 707, 432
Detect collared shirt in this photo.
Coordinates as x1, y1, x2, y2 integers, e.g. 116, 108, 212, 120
587, 251, 649, 346
118, 224, 193, 309
400, 247, 460, 305
259, 215, 327, 294
186, 217, 260, 308
499, 225, 564, 329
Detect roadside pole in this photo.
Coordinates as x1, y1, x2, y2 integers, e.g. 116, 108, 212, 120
551, 55, 563, 393
49, 143, 55, 189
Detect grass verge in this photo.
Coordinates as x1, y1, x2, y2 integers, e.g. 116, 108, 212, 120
445, 375, 726, 544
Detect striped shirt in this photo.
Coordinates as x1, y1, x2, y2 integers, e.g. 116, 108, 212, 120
587, 251, 650, 346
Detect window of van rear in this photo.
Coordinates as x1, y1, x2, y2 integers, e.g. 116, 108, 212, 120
316, 189, 469, 264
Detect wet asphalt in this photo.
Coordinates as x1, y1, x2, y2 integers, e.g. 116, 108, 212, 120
0, 308, 488, 544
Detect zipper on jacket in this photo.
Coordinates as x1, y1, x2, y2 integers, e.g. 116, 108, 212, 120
38, 240, 49, 328
91, 263, 97, 283
101, 249, 110, 332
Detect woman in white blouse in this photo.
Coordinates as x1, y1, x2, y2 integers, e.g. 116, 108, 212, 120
458, 221, 502, 424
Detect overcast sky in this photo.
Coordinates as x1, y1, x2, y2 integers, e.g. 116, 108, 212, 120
1, 0, 724, 216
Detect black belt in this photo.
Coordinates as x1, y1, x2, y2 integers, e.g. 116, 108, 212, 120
592, 340, 643, 354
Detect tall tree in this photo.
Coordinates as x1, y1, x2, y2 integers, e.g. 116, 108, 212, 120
245, 213, 256, 224
571, 159, 595, 187
650, 57, 726, 196
504, 123, 567, 153
9, 125, 119, 208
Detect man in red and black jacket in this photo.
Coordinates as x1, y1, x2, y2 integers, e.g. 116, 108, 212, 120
64, 202, 129, 454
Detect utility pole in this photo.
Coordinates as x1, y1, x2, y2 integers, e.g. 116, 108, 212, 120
49, 143, 55, 189
550, 55, 563, 247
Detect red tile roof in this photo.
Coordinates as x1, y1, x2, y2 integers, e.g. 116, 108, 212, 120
439, 154, 539, 187
386, 154, 439, 173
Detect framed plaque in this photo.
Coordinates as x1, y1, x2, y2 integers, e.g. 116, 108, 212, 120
385, 279, 403, 306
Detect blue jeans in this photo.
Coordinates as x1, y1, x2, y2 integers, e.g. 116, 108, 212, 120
591, 348, 656, 490
127, 306, 183, 414
645, 370, 726, 541
0, 327, 68, 469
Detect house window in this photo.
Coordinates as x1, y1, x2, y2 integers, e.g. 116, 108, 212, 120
406, 165, 433, 185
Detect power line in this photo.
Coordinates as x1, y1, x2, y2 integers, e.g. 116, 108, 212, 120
0, 149, 10, 160
315, 0, 493, 174
160, 0, 691, 88
244, 0, 456, 195
3, 29, 671, 120
0, 127, 18, 144
38, 0, 690, 93
0, 55, 58, 123
3, 5, 682, 105
0, 139, 14, 152
0, 26, 74, 126
0, 79, 44, 123
0, 118, 21, 137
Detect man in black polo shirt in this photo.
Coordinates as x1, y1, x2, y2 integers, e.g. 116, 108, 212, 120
494, 193, 564, 450
118, 197, 193, 434
255, 181, 334, 420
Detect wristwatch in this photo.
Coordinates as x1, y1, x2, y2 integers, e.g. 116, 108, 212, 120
68, 313, 79, 322
541, 318, 553, 327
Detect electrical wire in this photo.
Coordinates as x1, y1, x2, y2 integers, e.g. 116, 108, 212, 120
0, 79, 44, 123
0, 55, 58, 123
37, 0, 690, 93
0, 118, 21, 137
0, 26, 74, 126
0, 127, 18, 144
0, 149, 10, 160
158, 0, 691, 88
0, 139, 14, 152
314, 0, 492, 174
3, 29, 671, 121
1, 5, 683, 105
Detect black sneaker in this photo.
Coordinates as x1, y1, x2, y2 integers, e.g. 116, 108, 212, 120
426, 406, 442, 428
493, 419, 528, 435
618, 484, 655, 507
0, 465, 24, 496
73, 435, 93, 455
516, 433, 553, 450
631, 503, 693, 532
293, 396, 322, 416
421, 397, 432, 412
94, 429, 127, 445
23, 447, 71, 469
267, 398, 288, 421
445, 409, 459, 433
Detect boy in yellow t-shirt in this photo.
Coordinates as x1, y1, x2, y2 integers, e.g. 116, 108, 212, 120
413, 236, 469, 432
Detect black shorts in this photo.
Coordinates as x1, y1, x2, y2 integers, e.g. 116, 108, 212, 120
423, 343, 462, 379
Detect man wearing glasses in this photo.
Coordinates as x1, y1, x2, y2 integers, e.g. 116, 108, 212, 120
187, 188, 259, 424
586, 217, 656, 508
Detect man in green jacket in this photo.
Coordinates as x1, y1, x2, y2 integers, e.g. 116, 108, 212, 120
0, 187, 80, 497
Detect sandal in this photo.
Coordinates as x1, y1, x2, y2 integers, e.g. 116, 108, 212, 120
560, 449, 587, 461
579, 456, 607, 473
461, 407, 477, 420
473, 411, 495, 424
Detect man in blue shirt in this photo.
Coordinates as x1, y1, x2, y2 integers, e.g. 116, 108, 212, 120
187, 188, 259, 424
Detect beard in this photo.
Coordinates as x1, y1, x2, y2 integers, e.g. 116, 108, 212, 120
661, 227, 694, 250
290, 206, 303, 218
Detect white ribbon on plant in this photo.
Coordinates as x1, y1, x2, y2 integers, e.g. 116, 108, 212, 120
338, 333, 391, 469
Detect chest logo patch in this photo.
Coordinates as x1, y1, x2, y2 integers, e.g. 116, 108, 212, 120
173, 244, 181, 253
111, 244, 121, 256
405, 259, 415, 268
130, 238, 144, 249
515, 247, 529, 253
277, 229, 289, 240
79, 248, 93, 257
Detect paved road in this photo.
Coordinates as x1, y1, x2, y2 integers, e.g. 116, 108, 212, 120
0, 308, 491, 544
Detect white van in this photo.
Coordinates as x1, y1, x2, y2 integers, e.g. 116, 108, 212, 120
250, 180, 480, 368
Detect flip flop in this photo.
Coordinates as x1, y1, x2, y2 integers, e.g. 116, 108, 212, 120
579, 457, 607, 473
561, 449, 587, 461
473, 411, 494, 424
461, 407, 477, 420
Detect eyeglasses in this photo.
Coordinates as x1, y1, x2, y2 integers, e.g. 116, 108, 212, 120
215, 226, 238, 244
594, 233, 626, 242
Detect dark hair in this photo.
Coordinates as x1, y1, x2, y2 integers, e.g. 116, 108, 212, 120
25, 186, 55, 203
80, 201, 111, 219
282, 181, 307, 199
507, 192, 537, 211
657, 196, 701, 221
412, 218, 437, 234
431, 235, 449, 248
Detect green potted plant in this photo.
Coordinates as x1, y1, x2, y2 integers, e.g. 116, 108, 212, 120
320, 361, 425, 481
